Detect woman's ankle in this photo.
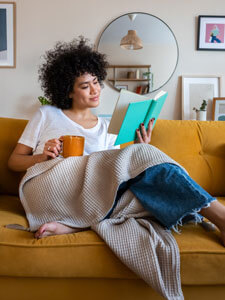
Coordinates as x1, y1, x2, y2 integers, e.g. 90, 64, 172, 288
200, 200, 225, 230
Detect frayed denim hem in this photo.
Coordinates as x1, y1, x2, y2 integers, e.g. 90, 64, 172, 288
167, 198, 217, 233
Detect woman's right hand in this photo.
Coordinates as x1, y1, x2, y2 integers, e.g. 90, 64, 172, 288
43, 138, 62, 159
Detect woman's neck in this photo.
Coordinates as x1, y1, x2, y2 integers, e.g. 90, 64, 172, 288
62, 107, 98, 129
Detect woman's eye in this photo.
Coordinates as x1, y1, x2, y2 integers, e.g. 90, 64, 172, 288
81, 86, 88, 89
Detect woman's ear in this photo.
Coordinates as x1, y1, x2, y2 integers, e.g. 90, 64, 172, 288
69, 91, 73, 98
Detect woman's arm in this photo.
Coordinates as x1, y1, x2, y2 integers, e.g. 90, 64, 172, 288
8, 139, 62, 172
8, 143, 46, 172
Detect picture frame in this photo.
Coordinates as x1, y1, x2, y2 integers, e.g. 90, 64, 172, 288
181, 75, 221, 120
212, 97, 225, 121
0, 2, 16, 67
197, 15, 225, 51
115, 85, 128, 91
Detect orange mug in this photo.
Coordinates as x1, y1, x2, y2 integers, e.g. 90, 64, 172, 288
62, 135, 85, 158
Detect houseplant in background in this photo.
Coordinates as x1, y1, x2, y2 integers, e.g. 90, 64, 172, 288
142, 71, 151, 80
38, 96, 51, 105
193, 99, 207, 120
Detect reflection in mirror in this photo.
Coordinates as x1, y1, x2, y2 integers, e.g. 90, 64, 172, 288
97, 13, 179, 94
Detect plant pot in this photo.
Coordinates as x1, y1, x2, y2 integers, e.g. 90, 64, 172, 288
196, 110, 207, 121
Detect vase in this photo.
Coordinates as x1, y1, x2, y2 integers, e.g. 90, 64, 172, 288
196, 110, 207, 121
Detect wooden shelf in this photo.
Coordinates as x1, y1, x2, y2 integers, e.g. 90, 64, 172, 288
108, 78, 150, 82
108, 65, 151, 68
107, 65, 152, 93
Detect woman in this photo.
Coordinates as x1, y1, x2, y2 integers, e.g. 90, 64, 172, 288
8, 38, 225, 245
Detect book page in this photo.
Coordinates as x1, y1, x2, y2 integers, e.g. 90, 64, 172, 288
108, 89, 150, 134
154, 90, 166, 100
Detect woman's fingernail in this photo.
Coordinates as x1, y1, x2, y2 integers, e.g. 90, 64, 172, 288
152, 118, 155, 121
141, 123, 144, 126
137, 129, 140, 131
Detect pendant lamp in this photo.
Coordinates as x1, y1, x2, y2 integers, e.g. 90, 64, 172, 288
120, 30, 143, 50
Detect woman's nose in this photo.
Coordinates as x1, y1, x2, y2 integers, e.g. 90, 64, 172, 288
90, 84, 98, 94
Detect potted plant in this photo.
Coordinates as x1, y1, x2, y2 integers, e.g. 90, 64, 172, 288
193, 100, 207, 121
38, 96, 51, 105
142, 71, 151, 80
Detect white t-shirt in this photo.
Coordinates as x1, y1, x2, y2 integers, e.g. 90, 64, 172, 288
18, 105, 119, 155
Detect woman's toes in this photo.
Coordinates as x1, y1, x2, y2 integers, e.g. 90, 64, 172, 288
34, 222, 82, 239
34, 223, 52, 239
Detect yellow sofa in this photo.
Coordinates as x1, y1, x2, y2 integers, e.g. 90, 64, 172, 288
1, 117, 225, 300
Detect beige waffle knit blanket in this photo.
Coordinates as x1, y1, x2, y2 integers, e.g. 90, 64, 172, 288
19, 144, 184, 300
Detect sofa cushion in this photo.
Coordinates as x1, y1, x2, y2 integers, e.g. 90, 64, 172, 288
1, 195, 225, 285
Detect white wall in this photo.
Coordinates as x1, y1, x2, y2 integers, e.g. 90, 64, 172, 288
1, 0, 225, 120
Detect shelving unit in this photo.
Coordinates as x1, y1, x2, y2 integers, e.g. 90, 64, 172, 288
107, 65, 152, 93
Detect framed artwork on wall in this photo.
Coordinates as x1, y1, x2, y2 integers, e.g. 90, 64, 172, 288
197, 15, 225, 51
212, 97, 225, 120
0, 2, 16, 67
181, 75, 221, 120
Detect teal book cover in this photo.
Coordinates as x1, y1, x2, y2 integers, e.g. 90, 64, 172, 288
114, 92, 168, 145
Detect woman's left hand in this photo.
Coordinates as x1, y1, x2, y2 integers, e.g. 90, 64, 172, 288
135, 118, 155, 144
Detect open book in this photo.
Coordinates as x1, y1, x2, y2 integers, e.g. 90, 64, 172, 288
108, 89, 168, 145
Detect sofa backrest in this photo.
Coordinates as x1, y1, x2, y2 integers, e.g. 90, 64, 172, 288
1, 117, 225, 196
151, 120, 225, 196
0, 117, 28, 195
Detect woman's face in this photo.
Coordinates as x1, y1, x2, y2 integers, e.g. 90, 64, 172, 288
69, 73, 101, 109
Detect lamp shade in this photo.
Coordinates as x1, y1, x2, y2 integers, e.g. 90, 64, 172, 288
120, 30, 143, 50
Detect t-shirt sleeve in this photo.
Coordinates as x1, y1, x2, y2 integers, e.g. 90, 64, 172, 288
18, 108, 44, 151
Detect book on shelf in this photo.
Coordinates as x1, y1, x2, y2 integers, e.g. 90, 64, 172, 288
108, 89, 168, 145
135, 85, 143, 94
135, 84, 150, 95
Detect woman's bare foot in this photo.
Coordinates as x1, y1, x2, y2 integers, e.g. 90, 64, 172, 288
200, 200, 225, 247
34, 221, 83, 239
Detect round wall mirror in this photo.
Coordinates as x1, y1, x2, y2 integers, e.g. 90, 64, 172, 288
97, 12, 179, 94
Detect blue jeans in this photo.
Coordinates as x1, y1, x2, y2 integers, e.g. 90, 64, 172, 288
105, 163, 215, 230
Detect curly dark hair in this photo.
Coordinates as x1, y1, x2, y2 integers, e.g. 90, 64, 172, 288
38, 37, 108, 109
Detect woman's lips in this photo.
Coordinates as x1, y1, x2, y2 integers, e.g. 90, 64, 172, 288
90, 96, 99, 101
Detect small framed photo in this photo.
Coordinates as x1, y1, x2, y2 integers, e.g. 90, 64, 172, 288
197, 15, 225, 51
115, 85, 128, 91
182, 75, 221, 120
0, 2, 16, 67
212, 97, 225, 121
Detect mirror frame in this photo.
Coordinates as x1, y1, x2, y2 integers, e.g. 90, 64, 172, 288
96, 12, 179, 93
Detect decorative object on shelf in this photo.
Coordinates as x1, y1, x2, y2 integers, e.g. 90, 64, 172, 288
212, 97, 225, 120
142, 71, 151, 79
127, 71, 135, 79
97, 12, 179, 94
136, 69, 140, 79
193, 100, 208, 121
197, 15, 225, 51
0, 2, 16, 68
181, 75, 221, 120
115, 85, 128, 91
